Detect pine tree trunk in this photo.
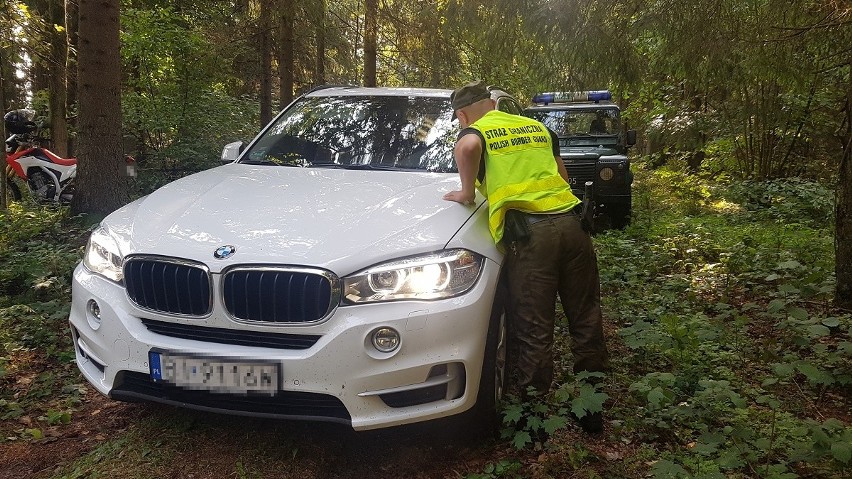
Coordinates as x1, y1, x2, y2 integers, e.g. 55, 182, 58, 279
277, 0, 294, 109
70, 0, 126, 215
1, 51, 16, 110
65, 0, 79, 155
49, 0, 69, 157
259, 0, 272, 126
315, 0, 325, 86
0, 47, 7, 210
364, 0, 377, 87
837, 72, 852, 309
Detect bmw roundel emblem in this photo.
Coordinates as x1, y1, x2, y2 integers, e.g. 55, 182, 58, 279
213, 245, 236, 259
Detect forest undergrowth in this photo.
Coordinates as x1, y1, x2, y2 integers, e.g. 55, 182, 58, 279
0, 159, 849, 479
473, 160, 850, 479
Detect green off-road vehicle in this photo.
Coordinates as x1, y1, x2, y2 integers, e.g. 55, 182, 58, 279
524, 91, 636, 230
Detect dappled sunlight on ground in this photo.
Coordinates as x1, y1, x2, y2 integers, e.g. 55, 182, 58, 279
709, 198, 743, 214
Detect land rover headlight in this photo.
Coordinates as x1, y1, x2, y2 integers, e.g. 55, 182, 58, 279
83, 227, 124, 282
342, 249, 483, 304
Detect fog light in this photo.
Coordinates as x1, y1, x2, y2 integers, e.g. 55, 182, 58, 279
87, 299, 101, 319
86, 299, 102, 330
371, 327, 400, 352
599, 167, 614, 181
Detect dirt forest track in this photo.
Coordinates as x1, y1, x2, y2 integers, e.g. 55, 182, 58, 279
0, 318, 631, 479
0, 389, 508, 479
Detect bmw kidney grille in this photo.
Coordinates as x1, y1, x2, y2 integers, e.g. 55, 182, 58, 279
124, 258, 212, 316
124, 259, 336, 323
222, 267, 337, 323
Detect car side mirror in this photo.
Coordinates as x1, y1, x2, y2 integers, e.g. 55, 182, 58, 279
625, 129, 637, 147
221, 141, 246, 163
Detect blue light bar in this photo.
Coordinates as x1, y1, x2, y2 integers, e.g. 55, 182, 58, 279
531, 93, 556, 104
531, 90, 612, 104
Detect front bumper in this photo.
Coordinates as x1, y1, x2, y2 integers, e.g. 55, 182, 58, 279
69, 259, 500, 430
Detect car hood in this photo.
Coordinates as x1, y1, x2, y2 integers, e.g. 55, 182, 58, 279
104, 164, 484, 275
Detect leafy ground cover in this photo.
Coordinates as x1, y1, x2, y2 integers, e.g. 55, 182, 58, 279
0, 160, 849, 478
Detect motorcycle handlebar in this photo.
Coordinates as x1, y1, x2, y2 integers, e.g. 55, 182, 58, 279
5, 132, 46, 146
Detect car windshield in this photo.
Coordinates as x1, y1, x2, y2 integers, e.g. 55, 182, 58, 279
241, 95, 460, 172
525, 108, 621, 137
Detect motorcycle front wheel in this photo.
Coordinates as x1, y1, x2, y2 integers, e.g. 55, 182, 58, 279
4, 178, 22, 203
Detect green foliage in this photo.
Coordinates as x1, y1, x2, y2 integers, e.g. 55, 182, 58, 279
0, 302, 72, 357
2, 0, 851, 476
0, 203, 84, 446
121, 6, 260, 195
596, 164, 850, 478
722, 178, 835, 229
464, 459, 523, 479
499, 373, 608, 452
126, 89, 259, 194
595, 0, 851, 179
43, 409, 72, 425
0, 204, 69, 248
0, 154, 847, 477
0, 207, 80, 365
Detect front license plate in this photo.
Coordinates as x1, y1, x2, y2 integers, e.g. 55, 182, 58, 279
149, 351, 279, 394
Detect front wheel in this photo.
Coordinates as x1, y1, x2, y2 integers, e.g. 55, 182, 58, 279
607, 201, 632, 230
462, 288, 509, 436
478, 304, 507, 415
5, 178, 22, 203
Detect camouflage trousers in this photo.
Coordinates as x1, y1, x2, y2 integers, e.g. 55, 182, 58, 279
504, 211, 608, 394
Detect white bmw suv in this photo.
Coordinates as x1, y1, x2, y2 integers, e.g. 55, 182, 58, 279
70, 86, 527, 430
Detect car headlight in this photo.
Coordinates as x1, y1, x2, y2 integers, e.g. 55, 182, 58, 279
82, 227, 124, 282
342, 249, 483, 304
599, 167, 614, 181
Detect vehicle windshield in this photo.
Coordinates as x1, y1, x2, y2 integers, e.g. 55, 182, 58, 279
241, 95, 460, 172
525, 108, 621, 137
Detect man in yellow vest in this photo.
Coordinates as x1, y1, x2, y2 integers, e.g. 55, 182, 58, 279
443, 80, 608, 433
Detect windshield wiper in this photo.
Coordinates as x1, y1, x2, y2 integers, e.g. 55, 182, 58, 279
308, 163, 402, 171
239, 159, 301, 166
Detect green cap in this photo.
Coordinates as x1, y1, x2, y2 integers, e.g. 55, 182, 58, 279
451, 80, 490, 110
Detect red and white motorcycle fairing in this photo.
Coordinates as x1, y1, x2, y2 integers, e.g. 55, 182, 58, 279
6, 143, 77, 203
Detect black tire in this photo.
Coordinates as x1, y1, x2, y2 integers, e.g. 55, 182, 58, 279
461, 285, 509, 437
608, 201, 632, 230
5, 178, 22, 202
415, 294, 508, 443
478, 302, 508, 415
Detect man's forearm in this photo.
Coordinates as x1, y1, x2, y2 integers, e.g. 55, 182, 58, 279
443, 134, 482, 204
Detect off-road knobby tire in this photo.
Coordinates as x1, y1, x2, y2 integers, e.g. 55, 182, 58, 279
5, 178, 22, 202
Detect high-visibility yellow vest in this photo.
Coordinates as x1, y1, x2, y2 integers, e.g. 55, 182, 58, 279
469, 110, 581, 244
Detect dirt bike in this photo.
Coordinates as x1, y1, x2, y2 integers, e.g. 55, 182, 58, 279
5, 130, 78, 204
4, 109, 136, 204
